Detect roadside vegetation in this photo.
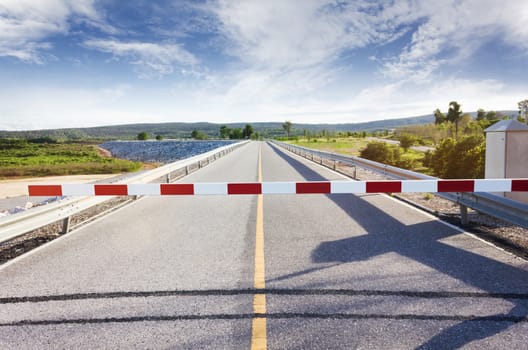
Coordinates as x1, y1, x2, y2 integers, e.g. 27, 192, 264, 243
284, 100, 527, 179
290, 136, 370, 157
0, 138, 142, 178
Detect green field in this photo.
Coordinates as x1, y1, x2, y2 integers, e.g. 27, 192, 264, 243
289, 137, 370, 156
0, 139, 142, 178
287, 137, 430, 173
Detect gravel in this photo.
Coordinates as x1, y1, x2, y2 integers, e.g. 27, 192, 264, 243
0, 197, 132, 264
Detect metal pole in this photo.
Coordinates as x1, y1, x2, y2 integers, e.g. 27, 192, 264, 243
62, 216, 71, 234
460, 205, 468, 225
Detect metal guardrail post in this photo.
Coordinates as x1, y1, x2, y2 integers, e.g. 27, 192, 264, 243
62, 216, 71, 235
460, 204, 468, 225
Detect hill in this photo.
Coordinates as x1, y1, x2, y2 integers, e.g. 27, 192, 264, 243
0, 111, 517, 140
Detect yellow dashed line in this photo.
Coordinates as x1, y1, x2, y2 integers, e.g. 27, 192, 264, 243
251, 143, 267, 350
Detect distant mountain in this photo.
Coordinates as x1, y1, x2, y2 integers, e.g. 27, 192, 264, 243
0, 111, 518, 140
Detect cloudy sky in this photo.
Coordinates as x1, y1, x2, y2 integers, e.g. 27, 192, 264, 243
1, 0, 527, 130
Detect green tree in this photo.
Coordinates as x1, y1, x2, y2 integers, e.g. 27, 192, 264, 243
243, 124, 254, 139
518, 99, 528, 124
282, 121, 292, 138
447, 101, 463, 139
155, 134, 163, 141
485, 110, 497, 121
219, 125, 230, 139
191, 130, 207, 140
476, 108, 486, 121
229, 128, 243, 139
434, 108, 446, 125
431, 135, 485, 179
137, 132, 148, 140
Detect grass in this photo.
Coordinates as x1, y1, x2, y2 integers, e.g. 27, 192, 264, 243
287, 137, 431, 173
289, 137, 370, 156
0, 139, 142, 178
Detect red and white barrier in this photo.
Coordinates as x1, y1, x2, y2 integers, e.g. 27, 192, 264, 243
28, 179, 528, 196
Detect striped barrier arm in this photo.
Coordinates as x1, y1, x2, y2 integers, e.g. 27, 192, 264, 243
28, 179, 528, 196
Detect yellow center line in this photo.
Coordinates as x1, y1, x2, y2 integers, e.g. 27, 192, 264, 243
251, 142, 267, 350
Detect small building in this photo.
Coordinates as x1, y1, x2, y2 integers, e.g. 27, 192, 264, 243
484, 120, 528, 203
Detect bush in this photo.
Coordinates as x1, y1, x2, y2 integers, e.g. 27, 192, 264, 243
398, 133, 416, 151
396, 157, 417, 170
431, 135, 485, 178
360, 141, 401, 166
423, 150, 434, 168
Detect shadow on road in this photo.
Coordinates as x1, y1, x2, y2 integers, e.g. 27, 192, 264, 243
268, 143, 528, 348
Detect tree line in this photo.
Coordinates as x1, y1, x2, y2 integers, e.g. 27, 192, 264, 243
360, 99, 527, 179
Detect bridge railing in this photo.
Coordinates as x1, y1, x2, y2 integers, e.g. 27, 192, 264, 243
270, 140, 528, 229
0, 141, 250, 244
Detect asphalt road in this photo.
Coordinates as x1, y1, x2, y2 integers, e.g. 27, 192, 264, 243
1, 141, 528, 349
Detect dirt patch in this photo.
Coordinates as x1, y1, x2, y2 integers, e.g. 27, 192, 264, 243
141, 162, 163, 170
95, 146, 112, 158
0, 174, 121, 199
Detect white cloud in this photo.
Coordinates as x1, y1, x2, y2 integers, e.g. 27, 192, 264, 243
207, 0, 528, 84
380, 0, 528, 80
1, 0, 526, 129
199, 0, 528, 117
84, 39, 198, 78
210, 0, 402, 69
0, 0, 112, 63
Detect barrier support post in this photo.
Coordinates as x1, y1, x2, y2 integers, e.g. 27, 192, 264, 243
62, 216, 71, 234
460, 204, 468, 225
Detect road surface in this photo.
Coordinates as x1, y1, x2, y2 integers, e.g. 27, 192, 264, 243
1, 141, 527, 349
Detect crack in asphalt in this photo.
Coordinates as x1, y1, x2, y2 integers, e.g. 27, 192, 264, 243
2, 288, 528, 304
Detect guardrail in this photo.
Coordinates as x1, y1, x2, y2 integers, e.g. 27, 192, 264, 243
270, 140, 528, 229
0, 141, 250, 244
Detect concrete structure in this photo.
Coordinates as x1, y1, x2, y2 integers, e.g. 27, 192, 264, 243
485, 120, 528, 203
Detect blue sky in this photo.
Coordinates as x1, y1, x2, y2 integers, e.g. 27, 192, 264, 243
1, 0, 527, 130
